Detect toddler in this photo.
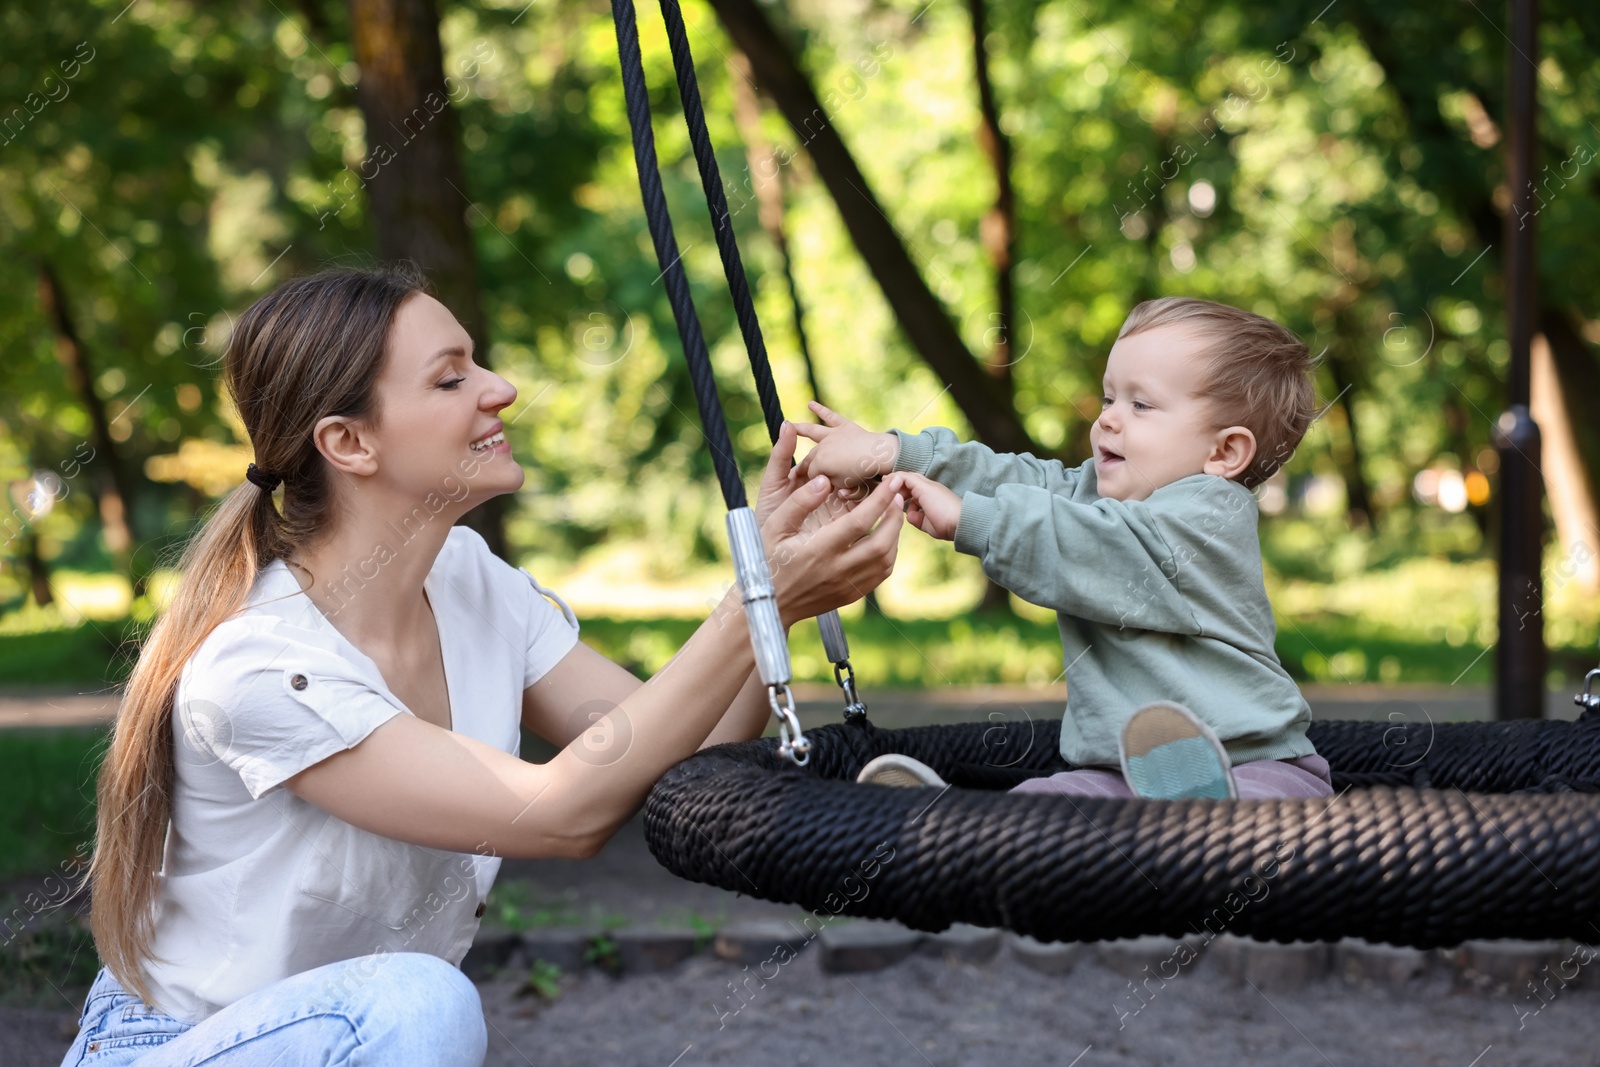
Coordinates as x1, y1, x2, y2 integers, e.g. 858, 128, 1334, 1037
797, 297, 1333, 800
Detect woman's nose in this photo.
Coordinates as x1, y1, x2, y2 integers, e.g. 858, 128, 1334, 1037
481, 370, 518, 413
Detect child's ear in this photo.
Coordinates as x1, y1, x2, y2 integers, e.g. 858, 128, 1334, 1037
1204, 426, 1256, 481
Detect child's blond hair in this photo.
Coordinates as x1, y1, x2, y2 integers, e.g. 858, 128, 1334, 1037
1118, 297, 1321, 489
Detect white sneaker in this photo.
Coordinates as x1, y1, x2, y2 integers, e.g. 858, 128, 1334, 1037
856, 753, 947, 788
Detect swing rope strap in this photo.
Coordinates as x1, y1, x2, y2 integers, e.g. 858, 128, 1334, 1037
611, 0, 807, 761
650, 0, 863, 715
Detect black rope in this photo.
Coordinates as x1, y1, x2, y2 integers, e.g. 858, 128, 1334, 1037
656, 0, 785, 442
645, 715, 1600, 946
611, 0, 747, 509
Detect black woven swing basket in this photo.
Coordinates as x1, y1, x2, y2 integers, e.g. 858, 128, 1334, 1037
643, 713, 1600, 948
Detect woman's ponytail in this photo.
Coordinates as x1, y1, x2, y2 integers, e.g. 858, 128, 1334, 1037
83, 484, 278, 1004
79, 264, 426, 1006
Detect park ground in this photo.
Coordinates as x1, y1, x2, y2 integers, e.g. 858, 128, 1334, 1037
4, 682, 1600, 1065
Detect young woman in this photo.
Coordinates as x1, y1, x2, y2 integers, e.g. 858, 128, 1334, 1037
61, 265, 906, 1066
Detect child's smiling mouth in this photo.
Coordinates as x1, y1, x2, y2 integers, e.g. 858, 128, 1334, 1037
1098, 446, 1124, 466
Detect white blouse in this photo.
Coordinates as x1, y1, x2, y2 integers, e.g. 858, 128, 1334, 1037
141, 526, 581, 1022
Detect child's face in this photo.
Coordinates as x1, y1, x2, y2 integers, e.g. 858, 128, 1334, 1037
1090, 325, 1255, 502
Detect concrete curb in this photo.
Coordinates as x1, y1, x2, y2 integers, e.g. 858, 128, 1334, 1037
464, 923, 1600, 988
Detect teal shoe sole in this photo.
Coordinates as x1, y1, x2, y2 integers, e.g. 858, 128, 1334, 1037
1123, 736, 1234, 800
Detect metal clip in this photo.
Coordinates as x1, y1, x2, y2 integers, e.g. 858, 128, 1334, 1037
1575, 668, 1600, 716
769, 683, 810, 765
834, 660, 868, 723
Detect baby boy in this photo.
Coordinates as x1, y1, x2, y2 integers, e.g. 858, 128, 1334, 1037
797, 297, 1333, 800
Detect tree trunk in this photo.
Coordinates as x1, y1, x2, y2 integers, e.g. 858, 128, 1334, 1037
728, 55, 883, 615
347, 0, 507, 557
36, 261, 142, 590
1323, 344, 1376, 532
727, 54, 824, 408
967, 0, 1016, 394
705, 0, 1039, 455
1531, 322, 1600, 592
24, 532, 53, 608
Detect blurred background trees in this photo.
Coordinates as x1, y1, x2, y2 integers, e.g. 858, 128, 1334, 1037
4, 0, 1600, 686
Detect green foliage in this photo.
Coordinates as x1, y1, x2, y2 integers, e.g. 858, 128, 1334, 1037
5, 0, 1598, 595
518, 958, 564, 1000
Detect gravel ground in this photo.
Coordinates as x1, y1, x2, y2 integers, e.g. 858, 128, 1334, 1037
14, 813, 1600, 1066
19, 945, 1600, 1067
477, 947, 1599, 1067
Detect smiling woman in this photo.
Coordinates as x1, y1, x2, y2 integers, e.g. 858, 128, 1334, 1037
60, 264, 906, 1066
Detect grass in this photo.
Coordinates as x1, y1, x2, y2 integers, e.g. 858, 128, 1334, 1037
4, 604, 1553, 696
0, 618, 137, 689
0, 729, 105, 881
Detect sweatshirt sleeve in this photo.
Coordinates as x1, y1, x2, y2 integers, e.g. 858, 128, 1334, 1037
891, 426, 1088, 498
953, 480, 1208, 635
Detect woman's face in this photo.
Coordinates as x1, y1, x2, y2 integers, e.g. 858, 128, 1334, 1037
362, 292, 524, 510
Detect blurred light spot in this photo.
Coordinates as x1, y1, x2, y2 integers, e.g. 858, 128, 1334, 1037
1436, 469, 1468, 512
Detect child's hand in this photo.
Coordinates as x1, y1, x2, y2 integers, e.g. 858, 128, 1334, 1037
899, 472, 962, 541
792, 401, 900, 495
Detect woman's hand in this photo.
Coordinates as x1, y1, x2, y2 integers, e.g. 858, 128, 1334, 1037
759, 470, 906, 629
754, 418, 866, 543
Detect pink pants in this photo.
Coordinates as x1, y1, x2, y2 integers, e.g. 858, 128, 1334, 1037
1008, 754, 1335, 800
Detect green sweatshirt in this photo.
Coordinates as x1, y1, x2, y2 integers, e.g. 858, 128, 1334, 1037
892, 427, 1316, 768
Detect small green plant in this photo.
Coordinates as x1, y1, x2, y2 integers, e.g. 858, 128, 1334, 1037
518, 958, 563, 1000
484, 882, 578, 932
584, 932, 620, 975
665, 910, 722, 953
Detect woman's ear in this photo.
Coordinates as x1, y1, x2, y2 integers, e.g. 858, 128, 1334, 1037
1204, 426, 1257, 481
312, 415, 379, 478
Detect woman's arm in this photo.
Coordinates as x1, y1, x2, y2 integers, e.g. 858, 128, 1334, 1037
519, 422, 845, 756
286, 442, 905, 860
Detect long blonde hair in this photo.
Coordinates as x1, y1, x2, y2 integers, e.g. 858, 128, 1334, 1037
83, 265, 428, 1004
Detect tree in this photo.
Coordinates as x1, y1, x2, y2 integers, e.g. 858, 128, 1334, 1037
705, 0, 1041, 456
347, 0, 506, 556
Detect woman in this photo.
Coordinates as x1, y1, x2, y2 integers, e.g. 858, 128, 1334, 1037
61, 265, 906, 1065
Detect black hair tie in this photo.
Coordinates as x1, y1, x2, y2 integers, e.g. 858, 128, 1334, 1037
245, 463, 282, 492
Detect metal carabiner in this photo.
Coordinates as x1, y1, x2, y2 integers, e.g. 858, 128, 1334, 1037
769, 683, 810, 766
1575, 667, 1600, 716
833, 659, 868, 723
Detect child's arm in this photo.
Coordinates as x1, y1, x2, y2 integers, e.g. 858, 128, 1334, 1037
795, 402, 1089, 499
893, 425, 1087, 500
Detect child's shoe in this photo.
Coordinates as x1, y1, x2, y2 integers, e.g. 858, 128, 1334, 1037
1119, 701, 1237, 800
856, 753, 947, 788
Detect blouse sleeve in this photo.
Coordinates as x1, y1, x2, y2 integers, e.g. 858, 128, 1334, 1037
174, 616, 410, 801
520, 568, 581, 687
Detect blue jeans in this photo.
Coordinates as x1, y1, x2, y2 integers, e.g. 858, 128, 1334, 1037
59, 952, 487, 1066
